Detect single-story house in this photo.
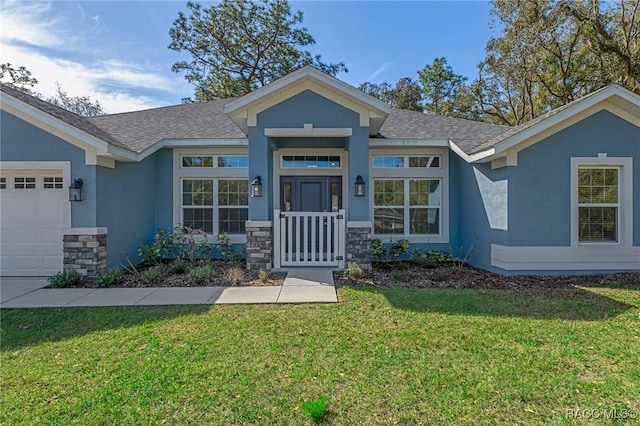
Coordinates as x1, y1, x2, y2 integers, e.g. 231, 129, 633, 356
1, 66, 638, 277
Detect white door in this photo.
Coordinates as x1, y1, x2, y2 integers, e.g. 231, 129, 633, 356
0, 173, 65, 276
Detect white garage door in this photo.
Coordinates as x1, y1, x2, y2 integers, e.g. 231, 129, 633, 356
0, 172, 65, 276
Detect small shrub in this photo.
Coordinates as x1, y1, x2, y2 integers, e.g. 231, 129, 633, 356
371, 238, 385, 262
225, 267, 244, 285
138, 245, 161, 265
167, 259, 188, 275
301, 395, 329, 422
411, 249, 452, 267
390, 239, 409, 260
96, 269, 123, 287
215, 232, 237, 260
188, 264, 216, 285
343, 262, 364, 280
142, 267, 163, 285
258, 269, 269, 283
48, 270, 81, 288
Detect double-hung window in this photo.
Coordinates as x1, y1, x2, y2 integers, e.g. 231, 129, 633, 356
577, 168, 619, 242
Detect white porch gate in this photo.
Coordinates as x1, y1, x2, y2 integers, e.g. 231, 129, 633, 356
274, 209, 345, 268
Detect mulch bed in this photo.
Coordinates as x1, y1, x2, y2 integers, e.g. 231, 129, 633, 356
59, 259, 638, 291
334, 262, 640, 291
69, 260, 286, 288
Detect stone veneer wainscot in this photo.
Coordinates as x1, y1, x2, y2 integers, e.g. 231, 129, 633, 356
63, 228, 107, 278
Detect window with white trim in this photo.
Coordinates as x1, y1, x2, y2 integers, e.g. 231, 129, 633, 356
577, 167, 619, 242
372, 155, 440, 168
373, 178, 441, 235
181, 179, 248, 235
0, 177, 6, 189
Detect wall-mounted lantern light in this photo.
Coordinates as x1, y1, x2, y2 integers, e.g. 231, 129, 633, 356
69, 178, 83, 202
251, 175, 263, 197
354, 175, 366, 197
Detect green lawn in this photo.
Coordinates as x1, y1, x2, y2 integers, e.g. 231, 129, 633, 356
2, 285, 639, 425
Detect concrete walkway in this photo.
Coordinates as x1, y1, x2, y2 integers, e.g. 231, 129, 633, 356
0, 268, 337, 308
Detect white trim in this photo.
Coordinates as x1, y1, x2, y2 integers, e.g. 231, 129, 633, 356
0, 161, 71, 229
471, 85, 640, 163
273, 148, 349, 214
172, 148, 249, 244
64, 227, 108, 235
224, 66, 390, 135
265, 124, 352, 138
369, 139, 450, 148
570, 155, 633, 247
491, 244, 640, 271
1, 92, 137, 164
369, 148, 450, 244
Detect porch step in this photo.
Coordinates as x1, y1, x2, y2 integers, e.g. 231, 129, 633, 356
279, 268, 337, 303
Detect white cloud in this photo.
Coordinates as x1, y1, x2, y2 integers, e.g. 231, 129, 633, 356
365, 62, 395, 82
0, 1, 186, 113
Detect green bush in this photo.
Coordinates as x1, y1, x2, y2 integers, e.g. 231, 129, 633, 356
138, 245, 161, 265
142, 267, 163, 285
258, 270, 269, 283
48, 270, 81, 288
301, 395, 329, 422
410, 249, 452, 267
343, 262, 365, 280
188, 264, 216, 285
371, 238, 409, 264
96, 269, 123, 287
215, 232, 237, 260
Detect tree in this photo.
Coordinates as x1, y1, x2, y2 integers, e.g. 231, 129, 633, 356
358, 78, 423, 111
418, 57, 468, 116
169, 0, 347, 101
0, 63, 38, 92
47, 83, 105, 117
470, 0, 640, 125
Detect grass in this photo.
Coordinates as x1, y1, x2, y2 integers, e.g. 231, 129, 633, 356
1, 285, 639, 424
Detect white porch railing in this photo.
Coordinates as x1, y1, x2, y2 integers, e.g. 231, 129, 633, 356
274, 209, 345, 268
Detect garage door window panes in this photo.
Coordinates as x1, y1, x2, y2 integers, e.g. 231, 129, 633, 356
43, 177, 63, 189
0, 177, 6, 189
14, 177, 36, 189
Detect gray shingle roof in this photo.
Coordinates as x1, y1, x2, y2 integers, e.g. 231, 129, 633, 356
87, 98, 246, 153
378, 108, 508, 152
1, 84, 130, 150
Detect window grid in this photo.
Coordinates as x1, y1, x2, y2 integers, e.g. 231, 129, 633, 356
43, 177, 63, 189
578, 167, 619, 242
182, 156, 214, 168
0, 177, 6, 190
181, 179, 248, 235
14, 177, 36, 189
373, 155, 440, 168
374, 179, 441, 236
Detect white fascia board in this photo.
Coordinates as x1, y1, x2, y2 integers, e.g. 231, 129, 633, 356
266, 126, 352, 137
369, 139, 449, 148
493, 86, 640, 155
136, 138, 249, 162
224, 66, 390, 120
2, 92, 112, 153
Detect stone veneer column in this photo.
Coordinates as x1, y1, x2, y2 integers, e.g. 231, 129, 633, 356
245, 221, 273, 270
346, 222, 372, 270
63, 228, 108, 278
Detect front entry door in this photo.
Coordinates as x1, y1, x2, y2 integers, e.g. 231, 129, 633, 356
281, 177, 342, 213
277, 177, 343, 266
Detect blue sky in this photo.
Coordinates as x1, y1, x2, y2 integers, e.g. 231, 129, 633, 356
1, 1, 494, 113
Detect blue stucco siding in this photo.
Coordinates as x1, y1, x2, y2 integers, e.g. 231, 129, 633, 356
455, 156, 509, 271
96, 149, 174, 268
250, 89, 370, 221
0, 110, 97, 227
509, 110, 640, 247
